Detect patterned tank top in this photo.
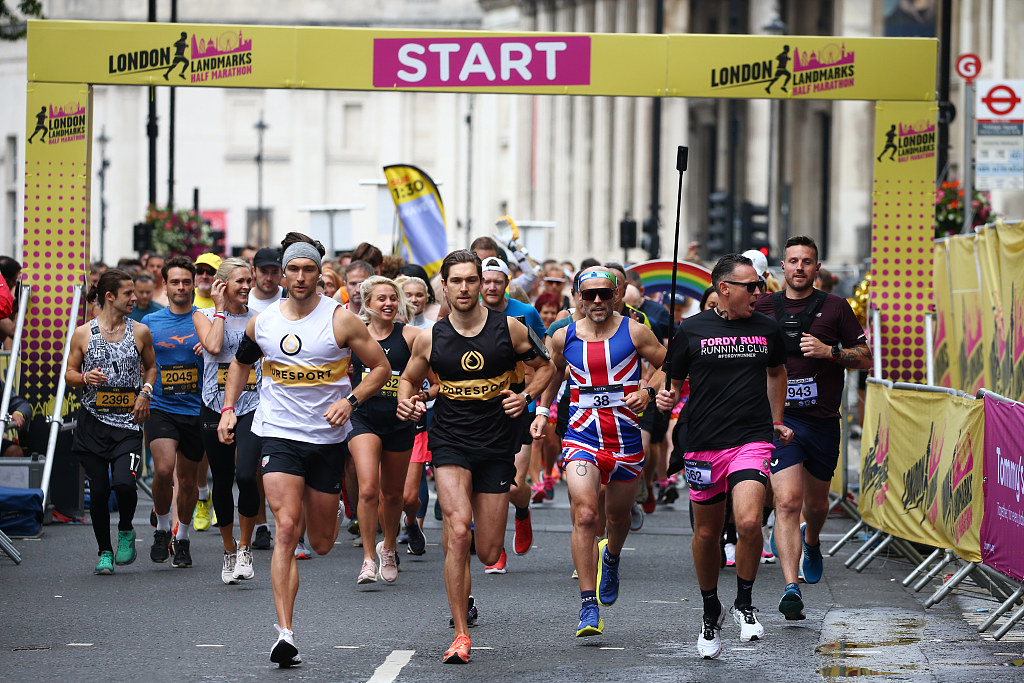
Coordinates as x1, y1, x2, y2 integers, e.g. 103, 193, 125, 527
83, 318, 143, 430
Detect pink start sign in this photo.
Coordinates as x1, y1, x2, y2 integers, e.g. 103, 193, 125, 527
372, 36, 591, 88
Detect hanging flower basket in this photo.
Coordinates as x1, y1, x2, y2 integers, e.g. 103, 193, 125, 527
144, 204, 214, 259
934, 180, 995, 238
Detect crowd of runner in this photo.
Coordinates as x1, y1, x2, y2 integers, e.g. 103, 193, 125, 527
66, 230, 870, 667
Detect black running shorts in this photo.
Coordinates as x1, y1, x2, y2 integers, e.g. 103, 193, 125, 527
146, 409, 204, 462
259, 437, 344, 495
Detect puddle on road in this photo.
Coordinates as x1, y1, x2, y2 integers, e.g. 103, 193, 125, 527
817, 665, 896, 677
816, 636, 921, 655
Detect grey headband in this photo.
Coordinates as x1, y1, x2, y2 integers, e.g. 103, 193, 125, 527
282, 242, 322, 271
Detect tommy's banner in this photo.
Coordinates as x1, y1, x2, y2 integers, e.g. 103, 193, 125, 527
383, 165, 447, 277
860, 383, 984, 562
996, 220, 1024, 401
981, 394, 1024, 581
27, 21, 936, 100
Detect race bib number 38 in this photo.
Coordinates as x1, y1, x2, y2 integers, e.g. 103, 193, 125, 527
785, 377, 818, 407
577, 384, 626, 409
95, 386, 136, 414
160, 363, 198, 395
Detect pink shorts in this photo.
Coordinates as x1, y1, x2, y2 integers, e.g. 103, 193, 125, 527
410, 430, 432, 464
684, 441, 773, 503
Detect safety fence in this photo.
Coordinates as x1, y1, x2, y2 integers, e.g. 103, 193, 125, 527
842, 379, 1024, 639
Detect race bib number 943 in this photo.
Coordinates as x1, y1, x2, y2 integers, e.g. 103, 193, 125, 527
785, 377, 818, 407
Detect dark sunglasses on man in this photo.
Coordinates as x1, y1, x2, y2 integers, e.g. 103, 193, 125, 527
580, 287, 615, 302
196, 267, 217, 277
723, 279, 766, 293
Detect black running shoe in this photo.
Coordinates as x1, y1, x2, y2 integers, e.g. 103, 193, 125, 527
252, 525, 272, 550
150, 529, 172, 563
171, 539, 192, 568
406, 521, 426, 556
150, 507, 157, 528
449, 596, 478, 627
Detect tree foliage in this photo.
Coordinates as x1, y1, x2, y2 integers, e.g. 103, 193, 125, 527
1, 1, 44, 40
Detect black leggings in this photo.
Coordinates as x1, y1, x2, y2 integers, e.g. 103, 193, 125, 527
201, 407, 261, 527
79, 452, 139, 554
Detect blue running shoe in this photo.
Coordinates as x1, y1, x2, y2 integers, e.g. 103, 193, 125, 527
576, 603, 604, 637
596, 538, 619, 606
779, 582, 806, 620
801, 523, 823, 584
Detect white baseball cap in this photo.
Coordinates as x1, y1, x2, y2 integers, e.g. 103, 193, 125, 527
481, 256, 510, 278
741, 249, 769, 278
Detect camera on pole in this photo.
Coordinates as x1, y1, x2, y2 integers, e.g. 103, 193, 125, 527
740, 200, 771, 259
706, 191, 732, 257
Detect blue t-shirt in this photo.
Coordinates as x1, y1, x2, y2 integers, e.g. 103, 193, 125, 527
142, 307, 203, 415
129, 301, 163, 323
502, 297, 548, 340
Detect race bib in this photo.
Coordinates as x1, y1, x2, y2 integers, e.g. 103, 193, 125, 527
683, 458, 714, 491
577, 384, 626, 409
364, 369, 401, 398
160, 363, 199, 395
786, 377, 818, 407
218, 362, 258, 392
95, 386, 136, 414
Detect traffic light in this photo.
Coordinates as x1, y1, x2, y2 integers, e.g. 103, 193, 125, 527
641, 217, 660, 259
740, 201, 771, 259
707, 191, 732, 257
133, 221, 153, 253
619, 214, 637, 250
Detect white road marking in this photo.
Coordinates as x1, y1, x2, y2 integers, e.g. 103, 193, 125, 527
732, 647, 757, 651
367, 649, 414, 683
335, 645, 360, 649
474, 646, 493, 650
196, 644, 224, 648
621, 547, 636, 551
599, 647, 625, 650
67, 643, 93, 647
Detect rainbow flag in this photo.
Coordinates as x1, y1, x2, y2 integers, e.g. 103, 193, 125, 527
626, 260, 712, 301
383, 164, 447, 276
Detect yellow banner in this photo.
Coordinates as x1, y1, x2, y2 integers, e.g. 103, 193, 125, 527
948, 236, 986, 394
995, 219, 1024, 402
976, 226, 1005, 395
22, 81, 91, 422
869, 100, 936, 384
859, 383, 983, 561
27, 21, 936, 100
932, 240, 958, 388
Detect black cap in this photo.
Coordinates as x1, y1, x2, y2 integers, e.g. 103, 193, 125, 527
253, 247, 281, 269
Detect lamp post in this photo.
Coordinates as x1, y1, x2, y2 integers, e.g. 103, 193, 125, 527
763, 11, 787, 251
97, 127, 110, 263
254, 112, 268, 244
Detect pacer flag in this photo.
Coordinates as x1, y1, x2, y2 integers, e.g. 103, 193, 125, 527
383, 165, 447, 276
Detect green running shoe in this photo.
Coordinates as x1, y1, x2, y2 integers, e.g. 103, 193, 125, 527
94, 550, 114, 575
114, 529, 137, 565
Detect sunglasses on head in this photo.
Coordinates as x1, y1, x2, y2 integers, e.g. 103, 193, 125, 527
724, 279, 766, 293
196, 267, 216, 276
580, 287, 615, 302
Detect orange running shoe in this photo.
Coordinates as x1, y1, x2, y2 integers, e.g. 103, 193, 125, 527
442, 634, 471, 663
484, 549, 507, 574
513, 511, 533, 555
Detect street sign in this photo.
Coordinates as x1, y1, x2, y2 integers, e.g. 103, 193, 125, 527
975, 80, 1024, 191
956, 53, 981, 82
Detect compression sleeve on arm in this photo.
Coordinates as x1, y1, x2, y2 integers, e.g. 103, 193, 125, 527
235, 334, 264, 364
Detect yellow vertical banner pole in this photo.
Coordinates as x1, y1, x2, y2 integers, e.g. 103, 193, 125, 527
869, 101, 937, 384
22, 82, 92, 427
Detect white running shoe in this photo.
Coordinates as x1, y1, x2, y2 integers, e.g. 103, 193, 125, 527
730, 604, 765, 642
221, 549, 238, 585
376, 541, 398, 583
724, 543, 737, 567
270, 624, 301, 667
697, 602, 725, 659
233, 545, 254, 581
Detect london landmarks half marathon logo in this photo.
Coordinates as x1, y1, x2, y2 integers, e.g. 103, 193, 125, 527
877, 120, 936, 163
709, 42, 856, 96
27, 101, 86, 146
107, 29, 254, 83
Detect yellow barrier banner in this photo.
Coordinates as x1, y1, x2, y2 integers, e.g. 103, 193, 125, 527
932, 240, 958, 388
975, 227, 1004, 396
859, 384, 983, 561
948, 236, 986, 393
869, 100, 937, 384
26, 21, 936, 100
996, 219, 1024, 401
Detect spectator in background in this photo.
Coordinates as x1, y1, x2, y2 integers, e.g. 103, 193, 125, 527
624, 269, 671, 342
146, 253, 168, 306
116, 258, 144, 275
342, 260, 374, 311
396, 264, 442, 322
534, 291, 561, 329
248, 247, 284, 313
541, 265, 571, 310
193, 253, 222, 309
579, 257, 601, 270
380, 254, 406, 279
240, 245, 258, 267
89, 261, 108, 289
0, 379, 31, 457
815, 268, 837, 294
129, 274, 164, 322
320, 268, 341, 299
351, 242, 384, 273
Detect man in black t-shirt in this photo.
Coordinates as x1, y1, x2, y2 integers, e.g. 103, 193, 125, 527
657, 254, 792, 660
754, 236, 871, 620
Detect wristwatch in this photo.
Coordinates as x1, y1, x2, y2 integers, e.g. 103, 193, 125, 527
521, 392, 533, 404
644, 387, 656, 400
831, 344, 841, 359
346, 394, 360, 408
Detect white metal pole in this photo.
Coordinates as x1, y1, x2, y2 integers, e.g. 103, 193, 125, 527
925, 310, 935, 385
872, 306, 882, 380
0, 284, 31, 430
41, 285, 82, 507
962, 81, 974, 234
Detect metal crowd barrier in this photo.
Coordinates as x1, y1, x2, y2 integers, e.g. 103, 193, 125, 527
0, 284, 32, 565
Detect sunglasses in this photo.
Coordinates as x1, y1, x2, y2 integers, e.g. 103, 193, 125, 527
196, 268, 217, 276
580, 287, 615, 302
724, 279, 766, 293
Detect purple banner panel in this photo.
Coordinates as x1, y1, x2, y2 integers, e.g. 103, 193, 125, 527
981, 394, 1024, 581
